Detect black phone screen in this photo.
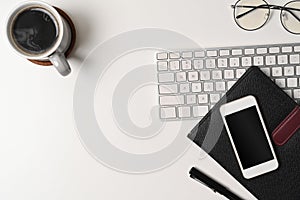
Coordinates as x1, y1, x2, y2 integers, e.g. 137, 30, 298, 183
225, 106, 274, 169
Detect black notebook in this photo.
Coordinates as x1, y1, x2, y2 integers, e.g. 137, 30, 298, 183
188, 66, 300, 200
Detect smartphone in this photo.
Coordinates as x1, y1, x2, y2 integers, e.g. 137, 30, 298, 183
219, 95, 279, 179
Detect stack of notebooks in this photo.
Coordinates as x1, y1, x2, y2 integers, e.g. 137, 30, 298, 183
188, 66, 300, 200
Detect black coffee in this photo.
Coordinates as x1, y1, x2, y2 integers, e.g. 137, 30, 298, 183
12, 8, 58, 54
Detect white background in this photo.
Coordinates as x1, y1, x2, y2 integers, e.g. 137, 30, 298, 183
0, 0, 299, 199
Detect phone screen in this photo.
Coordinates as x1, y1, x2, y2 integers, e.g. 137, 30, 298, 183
225, 106, 274, 169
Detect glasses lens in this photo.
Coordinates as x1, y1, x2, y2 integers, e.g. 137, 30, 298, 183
281, 1, 300, 34
234, 0, 270, 30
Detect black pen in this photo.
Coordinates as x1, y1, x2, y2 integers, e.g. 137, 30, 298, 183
189, 167, 244, 200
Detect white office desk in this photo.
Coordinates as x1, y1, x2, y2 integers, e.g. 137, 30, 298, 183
0, 0, 298, 199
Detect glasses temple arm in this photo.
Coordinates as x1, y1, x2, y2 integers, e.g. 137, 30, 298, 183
232, 4, 270, 19
232, 4, 300, 22
282, 7, 300, 22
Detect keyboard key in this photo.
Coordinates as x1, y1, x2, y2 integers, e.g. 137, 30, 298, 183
219, 49, 230, 56
176, 72, 186, 82
169, 52, 180, 59
245, 48, 255, 55
193, 106, 208, 117
182, 52, 193, 58
224, 70, 234, 79
210, 94, 220, 103
200, 71, 211, 80
297, 66, 300, 75
169, 60, 180, 70
282, 46, 292, 53
287, 78, 298, 87
294, 89, 300, 98
188, 71, 199, 81
178, 106, 191, 118
294, 46, 300, 52
277, 55, 288, 65
284, 66, 295, 76
257, 47, 267, 54
232, 49, 242, 55
191, 82, 202, 92
203, 82, 214, 91
218, 58, 228, 67
212, 70, 222, 80
241, 57, 252, 66
216, 82, 226, 91
205, 59, 216, 68
229, 58, 239, 67
284, 89, 292, 96
269, 47, 280, 54
160, 95, 184, 105
275, 79, 286, 88
266, 56, 276, 65
272, 67, 282, 77
193, 59, 204, 69
179, 83, 190, 93
159, 84, 178, 94
198, 94, 208, 103
158, 73, 174, 82
236, 68, 246, 78
290, 54, 300, 64
227, 81, 236, 89
207, 50, 217, 57
160, 107, 176, 119
181, 60, 192, 70
157, 61, 168, 71
194, 51, 205, 58
186, 94, 197, 104
157, 52, 168, 60
261, 67, 271, 76
254, 56, 264, 65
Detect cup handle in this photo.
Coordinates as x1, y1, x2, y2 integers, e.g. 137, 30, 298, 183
49, 52, 71, 76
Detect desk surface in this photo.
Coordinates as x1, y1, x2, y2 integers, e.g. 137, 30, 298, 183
0, 0, 298, 199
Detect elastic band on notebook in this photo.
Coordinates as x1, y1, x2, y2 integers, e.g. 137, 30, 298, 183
272, 106, 300, 146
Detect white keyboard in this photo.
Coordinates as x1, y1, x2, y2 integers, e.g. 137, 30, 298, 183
156, 43, 300, 120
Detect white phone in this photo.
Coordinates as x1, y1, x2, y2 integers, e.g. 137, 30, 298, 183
219, 95, 279, 179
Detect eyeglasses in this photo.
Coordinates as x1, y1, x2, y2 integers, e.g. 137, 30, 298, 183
231, 0, 300, 34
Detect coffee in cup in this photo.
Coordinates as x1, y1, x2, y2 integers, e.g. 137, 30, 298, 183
7, 1, 75, 76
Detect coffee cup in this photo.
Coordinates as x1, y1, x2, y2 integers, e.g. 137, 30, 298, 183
6, 1, 73, 76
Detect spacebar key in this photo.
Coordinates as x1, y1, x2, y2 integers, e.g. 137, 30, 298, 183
160, 95, 184, 105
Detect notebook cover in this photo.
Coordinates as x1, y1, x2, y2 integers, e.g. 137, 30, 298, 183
188, 66, 300, 200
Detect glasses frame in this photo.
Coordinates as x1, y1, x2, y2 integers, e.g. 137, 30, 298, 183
231, 0, 300, 34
